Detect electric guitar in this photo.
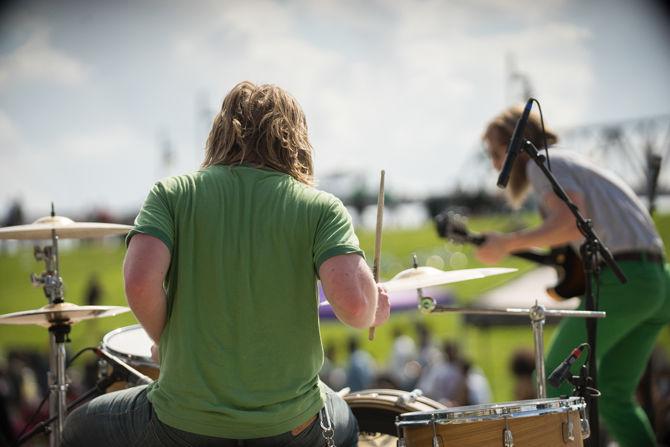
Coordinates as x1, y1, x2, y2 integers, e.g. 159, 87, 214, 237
435, 211, 585, 300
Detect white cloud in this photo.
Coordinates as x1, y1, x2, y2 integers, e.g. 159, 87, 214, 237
7, 0, 643, 215
0, 110, 22, 149
0, 115, 157, 215
0, 28, 89, 87
167, 0, 596, 196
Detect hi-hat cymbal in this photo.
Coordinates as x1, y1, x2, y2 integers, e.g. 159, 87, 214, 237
0, 302, 131, 327
381, 266, 517, 292
0, 215, 132, 240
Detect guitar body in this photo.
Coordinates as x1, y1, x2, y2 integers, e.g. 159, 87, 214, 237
435, 212, 586, 300
541, 246, 585, 300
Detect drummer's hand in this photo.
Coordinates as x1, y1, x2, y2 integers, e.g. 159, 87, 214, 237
475, 232, 511, 265
371, 284, 390, 327
150, 343, 160, 363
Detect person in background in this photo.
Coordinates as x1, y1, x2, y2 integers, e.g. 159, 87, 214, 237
63, 81, 390, 447
83, 273, 102, 307
476, 104, 670, 447
320, 343, 347, 392
387, 327, 419, 390
509, 348, 536, 401
461, 358, 492, 405
417, 341, 467, 406
345, 337, 377, 392
415, 322, 440, 371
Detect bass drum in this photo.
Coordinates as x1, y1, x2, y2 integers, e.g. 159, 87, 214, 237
344, 388, 445, 446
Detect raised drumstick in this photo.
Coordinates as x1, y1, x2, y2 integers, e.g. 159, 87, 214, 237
369, 170, 385, 341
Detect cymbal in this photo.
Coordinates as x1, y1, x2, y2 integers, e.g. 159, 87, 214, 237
381, 266, 517, 292
0, 215, 132, 240
0, 302, 131, 327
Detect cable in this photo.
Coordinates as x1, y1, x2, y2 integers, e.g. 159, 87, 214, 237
531, 98, 551, 171
14, 346, 97, 445
67, 347, 96, 368
13, 394, 49, 445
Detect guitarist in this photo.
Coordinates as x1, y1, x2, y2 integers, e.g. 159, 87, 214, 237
475, 104, 669, 447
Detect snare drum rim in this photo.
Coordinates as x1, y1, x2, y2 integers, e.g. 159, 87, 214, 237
344, 388, 446, 413
101, 324, 156, 366
396, 397, 586, 427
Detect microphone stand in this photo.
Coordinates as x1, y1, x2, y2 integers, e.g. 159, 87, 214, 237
522, 140, 627, 447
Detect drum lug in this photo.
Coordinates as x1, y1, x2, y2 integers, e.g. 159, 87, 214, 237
430, 416, 443, 447
579, 417, 591, 440
562, 417, 575, 443
503, 418, 514, 447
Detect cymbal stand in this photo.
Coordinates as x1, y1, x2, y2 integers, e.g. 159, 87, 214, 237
28, 205, 70, 447
18, 366, 119, 445
529, 303, 547, 398
421, 300, 606, 399
411, 255, 439, 314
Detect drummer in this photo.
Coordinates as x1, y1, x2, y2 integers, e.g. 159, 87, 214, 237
62, 81, 390, 446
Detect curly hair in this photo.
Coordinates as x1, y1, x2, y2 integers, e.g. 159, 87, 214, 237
202, 81, 314, 185
483, 104, 558, 150
482, 104, 559, 209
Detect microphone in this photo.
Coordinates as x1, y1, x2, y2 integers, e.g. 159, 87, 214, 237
497, 98, 534, 189
94, 348, 154, 385
547, 344, 586, 388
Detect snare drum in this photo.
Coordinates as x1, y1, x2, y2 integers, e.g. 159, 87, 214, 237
396, 397, 588, 447
344, 389, 445, 446
100, 325, 159, 390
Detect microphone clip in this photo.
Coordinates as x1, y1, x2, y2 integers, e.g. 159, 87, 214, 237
568, 364, 601, 400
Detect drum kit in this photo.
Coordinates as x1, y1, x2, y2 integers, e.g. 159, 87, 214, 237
0, 208, 134, 447
0, 208, 606, 447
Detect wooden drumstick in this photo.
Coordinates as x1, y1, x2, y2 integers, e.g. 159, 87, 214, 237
369, 170, 385, 341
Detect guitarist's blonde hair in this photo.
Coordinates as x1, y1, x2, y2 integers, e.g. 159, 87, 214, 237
483, 105, 559, 209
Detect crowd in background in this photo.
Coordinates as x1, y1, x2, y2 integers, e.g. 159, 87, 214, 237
2, 201, 670, 445
1, 324, 670, 445
321, 323, 493, 409
321, 322, 670, 445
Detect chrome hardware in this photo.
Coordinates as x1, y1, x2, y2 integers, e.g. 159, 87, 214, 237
503, 418, 514, 447
562, 416, 575, 443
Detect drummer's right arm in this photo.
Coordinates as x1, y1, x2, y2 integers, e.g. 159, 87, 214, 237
319, 253, 388, 329
123, 233, 171, 344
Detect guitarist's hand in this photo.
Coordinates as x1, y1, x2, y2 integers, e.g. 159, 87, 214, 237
475, 232, 512, 265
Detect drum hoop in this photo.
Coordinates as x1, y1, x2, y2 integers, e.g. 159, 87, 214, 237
345, 388, 445, 413
101, 324, 155, 366
396, 397, 585, 427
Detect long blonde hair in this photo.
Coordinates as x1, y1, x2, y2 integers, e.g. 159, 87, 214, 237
483, 105, 559, 209
202, 81, 314, 185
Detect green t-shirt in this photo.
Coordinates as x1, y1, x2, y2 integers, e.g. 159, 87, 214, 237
126, 165, 363, 438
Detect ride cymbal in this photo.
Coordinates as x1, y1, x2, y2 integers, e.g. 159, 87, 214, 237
0, 215, 132, 240
0, 302, 131, 327
381, 266, 516, 292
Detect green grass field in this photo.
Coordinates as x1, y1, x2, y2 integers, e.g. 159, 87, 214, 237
1, 213, 668, 402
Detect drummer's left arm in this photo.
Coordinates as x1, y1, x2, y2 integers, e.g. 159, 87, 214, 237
123, 233, 171, 344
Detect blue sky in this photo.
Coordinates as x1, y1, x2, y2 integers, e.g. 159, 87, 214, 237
1, 0, 669, 217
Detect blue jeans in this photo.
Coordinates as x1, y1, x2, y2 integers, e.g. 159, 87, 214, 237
61, 385, 358, 446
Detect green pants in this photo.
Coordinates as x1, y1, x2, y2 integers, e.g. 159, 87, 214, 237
546, 260, 670, 447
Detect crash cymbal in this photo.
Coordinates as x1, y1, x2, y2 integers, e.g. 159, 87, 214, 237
381, 266, 517, 292
0, 215, 132, 240
0, 302, 131, 327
